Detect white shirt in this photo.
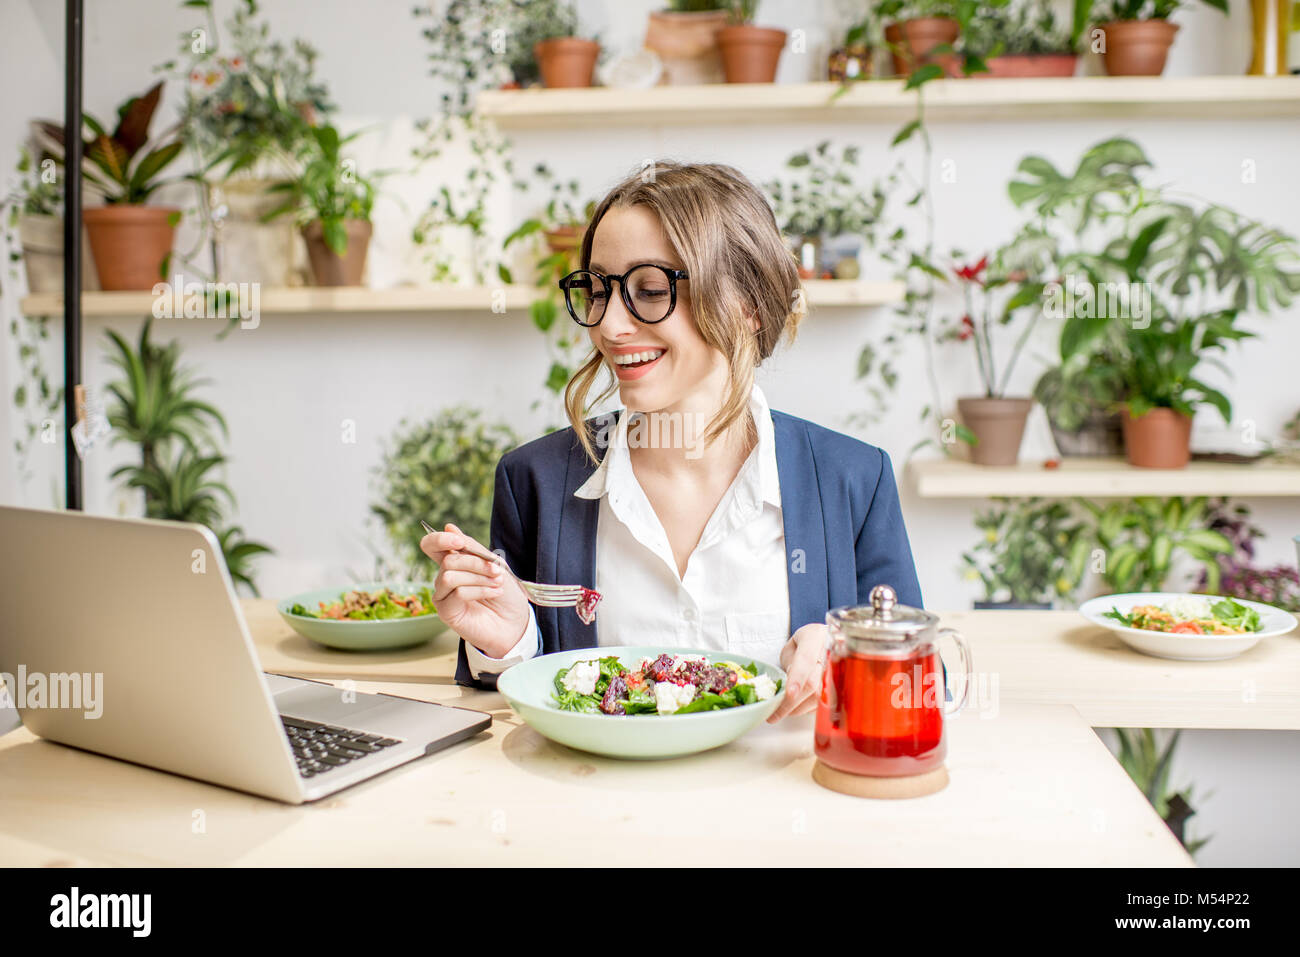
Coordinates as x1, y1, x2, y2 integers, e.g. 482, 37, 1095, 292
464, 385, 791, 678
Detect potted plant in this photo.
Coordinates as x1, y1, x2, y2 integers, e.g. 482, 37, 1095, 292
1115, 314, 1249, 469
262, 123, 379, 287
942, 247, 1050, 466
644, 0, 731, 85
527, 0, 601, 88
716, 0, 788, 83
504, 163, 595, 261
1082, 0, 1228, 76
1008, 137, 1300, 468
764, 141, 887, 279
369, 407, 519, 582
1080, 496, 1232, 592
160, 0, 334, 285
1197, 499, 1300, 612
1033, 353, 1125, 456
962, 497, 1090, 608
876, 0, 963, 77
35, 82, 186, 291
964, 0, 1080, 77
105, 318, 272, 594
2, 144, 92, 294
828, 13, 877, 81
1110, 728, 1209, 854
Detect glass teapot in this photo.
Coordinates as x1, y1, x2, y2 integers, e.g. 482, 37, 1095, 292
815, 584, 972, 777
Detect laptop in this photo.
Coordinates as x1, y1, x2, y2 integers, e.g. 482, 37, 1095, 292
0, 505, 491, 804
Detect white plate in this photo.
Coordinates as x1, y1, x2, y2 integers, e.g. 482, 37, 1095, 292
1079, 592, 1297, 661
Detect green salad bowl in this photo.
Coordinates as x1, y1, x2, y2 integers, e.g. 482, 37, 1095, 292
276, 582, 447, 651
496, 645, 786, 760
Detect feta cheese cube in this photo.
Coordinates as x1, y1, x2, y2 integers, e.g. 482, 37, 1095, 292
654, 681, 697, 714
561, 659, 601, 696
740, 673, 777, 701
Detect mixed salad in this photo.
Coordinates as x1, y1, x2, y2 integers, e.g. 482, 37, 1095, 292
1103, 596, 1262, 635
553, 653, 781, 716
290, 587, 437, 621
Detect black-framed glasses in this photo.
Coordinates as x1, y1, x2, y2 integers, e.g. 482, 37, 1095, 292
558, 264, 689, 327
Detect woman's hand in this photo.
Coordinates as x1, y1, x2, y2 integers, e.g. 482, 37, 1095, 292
421, 523, 530, 659
767, 622, 830, 723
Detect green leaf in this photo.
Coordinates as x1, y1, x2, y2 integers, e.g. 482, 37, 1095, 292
530, 297, 558, 332
892, 120, 921, 147
323, 218, 349, 256
903, 64, 943, 90
544, 362, 569, 394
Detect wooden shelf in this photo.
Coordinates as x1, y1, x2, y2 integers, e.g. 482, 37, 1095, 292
477, 75, 1300, 129
19, 279, 902, 318
908, 456, 1300, 498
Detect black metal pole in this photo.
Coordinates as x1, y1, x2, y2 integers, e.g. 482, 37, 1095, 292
63, 0, 83, 510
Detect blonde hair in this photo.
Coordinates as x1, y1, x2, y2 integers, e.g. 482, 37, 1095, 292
563, 161, 802, 464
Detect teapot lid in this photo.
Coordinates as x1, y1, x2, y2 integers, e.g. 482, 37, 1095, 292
830, 584, 936, 640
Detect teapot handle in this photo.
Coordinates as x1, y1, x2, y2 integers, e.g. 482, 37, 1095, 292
937, 627, 972, 716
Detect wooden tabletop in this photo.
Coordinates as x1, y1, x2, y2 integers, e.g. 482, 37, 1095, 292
0, 602, 1216, 866
244, 602, 1300, 731
0, 689, 1189, 866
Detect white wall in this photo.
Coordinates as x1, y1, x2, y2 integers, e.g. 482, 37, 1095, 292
1, 0, 1298, 864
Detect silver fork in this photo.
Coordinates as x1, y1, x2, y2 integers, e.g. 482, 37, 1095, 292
420, 520, 588, 609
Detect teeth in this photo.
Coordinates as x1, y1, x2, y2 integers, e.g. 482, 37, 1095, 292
613, 349, 665, 366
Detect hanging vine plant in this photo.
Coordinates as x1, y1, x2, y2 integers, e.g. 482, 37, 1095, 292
3, 145, 66, 500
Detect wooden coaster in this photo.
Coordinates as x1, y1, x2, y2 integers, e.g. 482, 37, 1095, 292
812, 760, 949, 799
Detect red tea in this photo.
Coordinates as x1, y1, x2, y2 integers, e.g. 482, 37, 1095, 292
814, 650, 946, 777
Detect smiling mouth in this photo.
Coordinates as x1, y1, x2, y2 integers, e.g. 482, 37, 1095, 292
611, 348, 665, 370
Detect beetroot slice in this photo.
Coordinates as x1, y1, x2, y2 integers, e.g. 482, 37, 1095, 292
576, 587, 601, 625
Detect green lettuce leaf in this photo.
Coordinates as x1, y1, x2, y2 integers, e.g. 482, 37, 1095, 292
1210, 598, 1262, 632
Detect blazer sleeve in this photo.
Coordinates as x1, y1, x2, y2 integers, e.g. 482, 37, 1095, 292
853, 449, 924, 609
453, 455, 532, 690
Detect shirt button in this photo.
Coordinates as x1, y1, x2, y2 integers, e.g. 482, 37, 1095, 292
683, 608, 697, 622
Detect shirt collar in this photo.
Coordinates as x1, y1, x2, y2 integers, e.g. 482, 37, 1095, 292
574, 383, 780, 509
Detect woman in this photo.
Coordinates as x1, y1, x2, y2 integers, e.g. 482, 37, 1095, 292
421, 161, 922, 723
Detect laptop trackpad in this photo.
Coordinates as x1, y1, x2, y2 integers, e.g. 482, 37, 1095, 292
269, 678, 391, 726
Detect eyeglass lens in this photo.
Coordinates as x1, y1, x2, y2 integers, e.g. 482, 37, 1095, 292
569, 265, 676, 324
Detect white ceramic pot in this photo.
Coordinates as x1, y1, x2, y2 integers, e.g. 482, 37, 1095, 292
208, 178, 306, 287
18, 213, 100, 293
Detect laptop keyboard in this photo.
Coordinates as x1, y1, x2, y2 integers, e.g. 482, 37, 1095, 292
281, 715, 403, 778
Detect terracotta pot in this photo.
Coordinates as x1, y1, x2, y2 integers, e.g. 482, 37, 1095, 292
544, 225, 584, 256
957, 396, 1033, 466
717, 25, 787, 83
979, 53, 1079, 78
1121, 406, 1192, 468
644, 9, 729, 85
884, 18, 961, 77
1099, 20, 1179, 76
82, 205, 178, 291
302, 219, 372, 287
534, 37, 600, 88
828, 45, 873, 82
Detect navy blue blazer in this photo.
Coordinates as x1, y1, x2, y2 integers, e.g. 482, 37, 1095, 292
454, 409, 923, 689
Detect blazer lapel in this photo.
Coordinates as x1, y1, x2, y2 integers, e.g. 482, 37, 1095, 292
772, 411, 830, 632
553, 412, 616, 650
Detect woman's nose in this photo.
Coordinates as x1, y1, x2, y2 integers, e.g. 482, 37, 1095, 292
599, 286, 639, 334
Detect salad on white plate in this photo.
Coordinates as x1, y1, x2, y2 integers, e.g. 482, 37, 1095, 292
1080, 592, 1297, 662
